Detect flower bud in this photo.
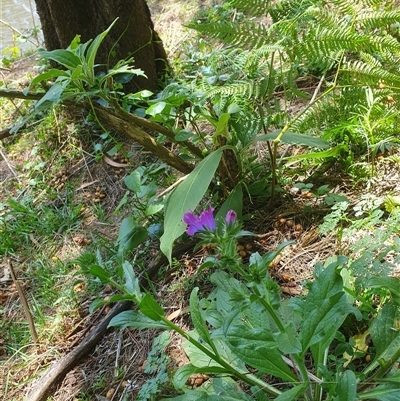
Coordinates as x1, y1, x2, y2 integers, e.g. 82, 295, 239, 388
225, 210, 237, 225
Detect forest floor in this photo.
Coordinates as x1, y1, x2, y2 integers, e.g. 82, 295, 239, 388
1, 1, 400, 401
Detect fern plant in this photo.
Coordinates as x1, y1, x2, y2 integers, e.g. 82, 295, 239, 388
187, 0, 400, 174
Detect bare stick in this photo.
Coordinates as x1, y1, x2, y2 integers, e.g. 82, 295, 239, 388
0, 144, 20, 182
8, 260, 38, 343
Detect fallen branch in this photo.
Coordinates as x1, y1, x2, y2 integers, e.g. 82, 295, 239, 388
26, 240, 196, 401
8, 260, 38, 343
0, 88, 202, 173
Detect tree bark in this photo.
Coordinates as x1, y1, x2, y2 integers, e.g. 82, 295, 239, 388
33, 0, 168, 92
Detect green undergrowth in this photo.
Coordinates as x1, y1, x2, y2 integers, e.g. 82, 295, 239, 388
2, 0, 400, 399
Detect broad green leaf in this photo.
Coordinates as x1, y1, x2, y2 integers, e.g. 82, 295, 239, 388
274, 322, 302, 354
291, 261, 360, 357
215, 113, 231, 140
257, 131, 329, 149
160, 149, 223, 264
275, 385, 307, 401
164, 389, 209, 401
122, 261, 141, 301
108, 310, 169, 330
167, 377, 255, 400
334, 370, 357, 401
216, 184, 243, 221
206, 377, 255, 400
89, 298, 107, 313
227, 103, 241, 114
366, 303, 400, 375
106, 294, 138, 303
27, 69, 69, 91
88, 264, 111, 282
223, 306, 297, 382
211, 271, 252, 309
173, 364, 230, 390
146, 101, 167, 116
139, 294, 164, 320
190, 288, 214, 348
359, 382, 400, 401
145, 203, 164, 216
38, 49, 81, 70
365, 277, 400, 304
33, 79, 69, 111
183, 330, 246, 372
124, 170, 142, 192
117, 216, 148, 252
175, 129, 195, 141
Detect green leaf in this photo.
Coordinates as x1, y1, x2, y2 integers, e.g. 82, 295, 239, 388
108, 310, 169, 330
215, 113, 231, 140
117, 216, 148, 252
175, 129, 195, 141
366, 303, 400, 375
216, 184, 243, 221
160, 149, 223, 264
334, 370, 357, 401
275, 385, 307, 401
38, 49, 81, 70
124, 170, 142, 192
122, 261, 142, 301
292, 261, 360, 357
85, 18, 118, 83
173, 364, 230, 390
190, 288, 214, 348
365, 277, 400, 304
27, 69, 69, 91
183, 330, 246, 372
89, 298, 107, 313
145, 203, 164, 216
88, 264, 111, 282
227, 103, 241, 114
139, 293, 164, 320
359, 382, 400, 401
33, 79, 69, 111
223, 305, 298, 382
274, 322, 302, 354
257, 131, 329, 149
284, 145, 346, 162
146, 101, 167, 116
167, 377, 254, 401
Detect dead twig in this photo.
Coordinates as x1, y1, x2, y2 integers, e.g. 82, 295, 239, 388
8, 259, 38, 343
26, 240, 197, 401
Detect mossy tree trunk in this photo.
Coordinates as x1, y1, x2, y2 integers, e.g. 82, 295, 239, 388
33, 0, 168, 92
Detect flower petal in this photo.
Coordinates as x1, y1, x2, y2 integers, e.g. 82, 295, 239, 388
198, 207, 216, 232
183, 210, 204, 236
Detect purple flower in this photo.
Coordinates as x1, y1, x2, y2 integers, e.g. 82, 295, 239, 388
183, 207, 216, 236
225, 210, 237, 225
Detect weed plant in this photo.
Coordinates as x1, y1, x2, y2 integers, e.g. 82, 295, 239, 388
82, 207, 400, 400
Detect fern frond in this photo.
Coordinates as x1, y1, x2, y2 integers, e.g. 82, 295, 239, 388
268, 0, 315, 23
343, 59, 400, 87
356, 10, 400, 28
368, 34, 400, 56
328, 0, 357, 16
205, 81, 265, 100
188, 21, 268, 48
230, 0, 272, 17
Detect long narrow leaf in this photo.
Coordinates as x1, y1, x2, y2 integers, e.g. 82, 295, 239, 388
85, 18, 118, 83
160, 149, 223, 264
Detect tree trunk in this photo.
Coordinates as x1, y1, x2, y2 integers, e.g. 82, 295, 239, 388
34, 0, 168, 92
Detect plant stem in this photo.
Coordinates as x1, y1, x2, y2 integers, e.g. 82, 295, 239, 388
161, 317, 282, 397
